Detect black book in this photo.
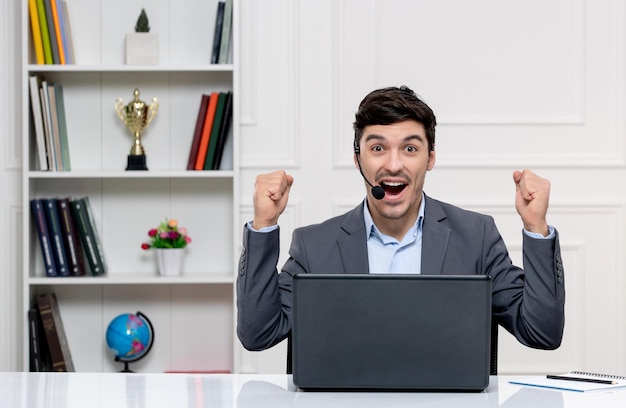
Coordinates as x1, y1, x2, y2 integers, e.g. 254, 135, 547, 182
28, 308, 52, 372
212, 91, 233, 170
31, 198, 57, 277
43, 198, 70, 276
211, 2, 226, 64
57, 197, 86, 276
70, 197, 107, 276
36, 293, 75, 372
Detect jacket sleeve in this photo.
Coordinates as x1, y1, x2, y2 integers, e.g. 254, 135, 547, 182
487, 220, 565, 349
236, 225, 303, 351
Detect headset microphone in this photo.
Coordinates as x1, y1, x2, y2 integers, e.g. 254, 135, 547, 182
354, 142, 386, 200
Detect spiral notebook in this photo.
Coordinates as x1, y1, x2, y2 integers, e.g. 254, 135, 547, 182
510, 371, 626, 392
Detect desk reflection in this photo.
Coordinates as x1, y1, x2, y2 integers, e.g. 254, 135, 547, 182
235, 378, 564, 408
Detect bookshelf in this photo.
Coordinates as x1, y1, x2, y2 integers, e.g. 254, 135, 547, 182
21, 0, 239, 373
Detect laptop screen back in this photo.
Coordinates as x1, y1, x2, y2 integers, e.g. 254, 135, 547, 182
292, 274, 492, 391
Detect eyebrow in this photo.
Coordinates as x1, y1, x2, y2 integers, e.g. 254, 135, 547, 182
364, 134, 426, 145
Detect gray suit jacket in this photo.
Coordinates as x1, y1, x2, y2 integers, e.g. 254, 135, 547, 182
237, 195, 565, 352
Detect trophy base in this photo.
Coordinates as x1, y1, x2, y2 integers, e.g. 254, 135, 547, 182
126, 154, 148, 171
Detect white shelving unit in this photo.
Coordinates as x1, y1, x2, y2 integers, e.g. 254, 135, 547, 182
21, 0, 239, 373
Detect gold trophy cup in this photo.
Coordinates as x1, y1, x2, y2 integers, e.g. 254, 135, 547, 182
115, 88, 159, 170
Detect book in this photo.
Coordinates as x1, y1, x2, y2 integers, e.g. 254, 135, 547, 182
44, 0, 60, 64
29, 75, 49, 170
36, 293, 75, 371
54, 0, 70, 64
204, 92, 227, 170
55, 84, 71, 170
40, 82, 56, 170
43, 198, 70, 277
70, 197, 106, 276
49, 0, 65, 64
211, 91, 233, 170
211, 1, 226, 64
187, 94, 211, 170
194, 92, 219, 170
46, 82, 64, 171
510, 371, 626, 392
31, 199, 57, 277
35, 0, 53, 64
60, 1, 75, 64
28, 0, 45, 64
218, 0, 233, 64
57, 197, 86, 276
28, 308, 51, 372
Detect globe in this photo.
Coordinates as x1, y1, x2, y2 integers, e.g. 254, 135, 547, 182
105, 311, 154, 372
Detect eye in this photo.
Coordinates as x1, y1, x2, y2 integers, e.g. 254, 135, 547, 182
372, 145, 384, 152
405, 145, 418, 153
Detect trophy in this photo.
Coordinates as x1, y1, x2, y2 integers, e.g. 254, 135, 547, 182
115, 88, 159, 170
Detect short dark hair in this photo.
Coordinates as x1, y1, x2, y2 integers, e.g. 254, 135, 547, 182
353, 86, 436, 152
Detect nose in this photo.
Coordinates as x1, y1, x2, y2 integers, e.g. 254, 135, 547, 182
383, 150, 404, 173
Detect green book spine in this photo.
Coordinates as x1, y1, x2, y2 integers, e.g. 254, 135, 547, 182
70, 197, 106, 276
204, 92, 227, 170
36, 0, 53, 64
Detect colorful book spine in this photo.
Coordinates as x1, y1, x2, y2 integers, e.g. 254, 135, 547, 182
56, 197, 86, 276
35, 0, 53, 64
43, 0, 60, 64
49, 0, 65, 64
30, 198, 57, 277
194, 92, 219, 170
28, 0, 45, 64
204, 92, 227, 170
187, 94, 211, 170
43, 198, 70, 277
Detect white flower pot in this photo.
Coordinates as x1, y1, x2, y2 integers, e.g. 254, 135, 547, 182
126, 33, 159, 65
155, 248, 185, 276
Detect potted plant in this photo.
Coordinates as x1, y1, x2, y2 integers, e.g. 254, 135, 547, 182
142, 218, 192, 276
126, 8, 158, 65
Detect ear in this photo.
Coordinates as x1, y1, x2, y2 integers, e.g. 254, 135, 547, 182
427, 149, 436, 171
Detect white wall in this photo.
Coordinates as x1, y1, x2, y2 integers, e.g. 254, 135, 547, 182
3, 0, 626, 376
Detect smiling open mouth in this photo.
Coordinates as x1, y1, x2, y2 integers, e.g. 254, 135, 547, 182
381, 181, 407, 195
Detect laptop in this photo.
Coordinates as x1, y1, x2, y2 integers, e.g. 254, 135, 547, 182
291, 274, 492, 391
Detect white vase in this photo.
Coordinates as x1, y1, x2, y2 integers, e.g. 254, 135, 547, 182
155, 248, 185, 276
125, 33, 159, 65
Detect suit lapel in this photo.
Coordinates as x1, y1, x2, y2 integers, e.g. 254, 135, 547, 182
421, 195, 450, 275
337, 202, 369, 274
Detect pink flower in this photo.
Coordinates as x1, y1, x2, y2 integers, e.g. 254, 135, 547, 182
141, 243, 150, 250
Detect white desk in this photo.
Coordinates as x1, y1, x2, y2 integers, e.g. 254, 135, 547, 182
2, 373, 626, 407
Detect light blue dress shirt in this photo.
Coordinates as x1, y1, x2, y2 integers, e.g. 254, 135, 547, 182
364, 196, 425, 274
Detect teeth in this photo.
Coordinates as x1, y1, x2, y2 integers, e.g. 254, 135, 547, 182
382, 182, 404, 187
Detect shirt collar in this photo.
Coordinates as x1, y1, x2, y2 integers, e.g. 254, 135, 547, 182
363, 193, 425, 242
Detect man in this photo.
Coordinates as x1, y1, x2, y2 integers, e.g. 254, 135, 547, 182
237, 85, 565, 364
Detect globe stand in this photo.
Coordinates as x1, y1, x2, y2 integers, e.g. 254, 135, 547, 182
116, 358, 134, 373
